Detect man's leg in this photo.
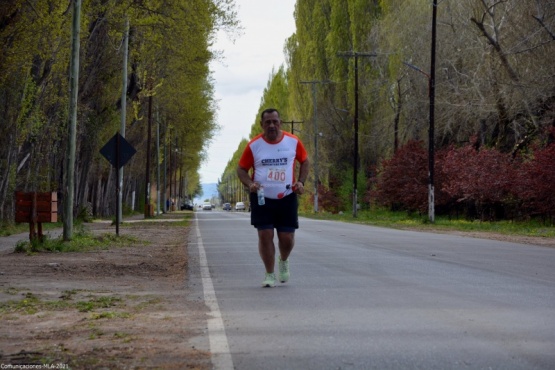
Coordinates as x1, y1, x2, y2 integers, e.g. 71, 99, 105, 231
258, 228, 275, 273
277, 231, 295, 261
277, 231, 294, 283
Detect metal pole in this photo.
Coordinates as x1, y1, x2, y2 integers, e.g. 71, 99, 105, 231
429, 0, 437, 223
353, 55, 359, 218
118, 17, 128, 222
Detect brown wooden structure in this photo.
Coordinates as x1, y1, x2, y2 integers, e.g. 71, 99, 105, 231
15, 192, 58, 241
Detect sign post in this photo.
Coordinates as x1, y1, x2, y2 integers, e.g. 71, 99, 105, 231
100, 132, 136, 235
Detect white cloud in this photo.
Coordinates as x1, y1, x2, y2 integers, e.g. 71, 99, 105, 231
200, 0, 296, 184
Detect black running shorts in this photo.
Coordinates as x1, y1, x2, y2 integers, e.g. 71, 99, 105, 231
249, 192, 299, 232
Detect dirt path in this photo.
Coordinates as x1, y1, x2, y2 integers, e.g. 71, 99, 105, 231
0, 213, 211, 369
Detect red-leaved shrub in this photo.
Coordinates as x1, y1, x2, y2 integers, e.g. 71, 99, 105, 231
439, 144, 514, 220
373, 137, 553, 221
512, 143, 555, 221
317, 184, 343, 213
374, 141, 429, 213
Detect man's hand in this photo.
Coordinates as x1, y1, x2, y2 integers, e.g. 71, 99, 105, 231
248, 182, 261, 193
293, 181, 305, 195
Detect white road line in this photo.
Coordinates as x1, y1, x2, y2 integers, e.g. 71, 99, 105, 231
196, 218, 248, 222
194, 218, 234, 370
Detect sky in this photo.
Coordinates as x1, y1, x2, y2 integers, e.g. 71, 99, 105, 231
199, 0, 297, 184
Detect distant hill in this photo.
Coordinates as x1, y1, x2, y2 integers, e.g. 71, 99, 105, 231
194, 183, 218, 204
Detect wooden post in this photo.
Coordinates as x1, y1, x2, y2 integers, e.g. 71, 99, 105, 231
15, 192, 58, 242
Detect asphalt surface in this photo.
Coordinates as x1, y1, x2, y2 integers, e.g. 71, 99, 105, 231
191, 210, 555, 370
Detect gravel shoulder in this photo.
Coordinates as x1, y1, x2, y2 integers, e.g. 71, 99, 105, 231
0, 213, 211, 369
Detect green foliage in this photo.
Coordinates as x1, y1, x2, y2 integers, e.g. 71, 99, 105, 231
221, 0, 555, 223
0, 0, 239, 222
0, 222, 27, 237
4, 0, 555, 223
260, 66, 290, 121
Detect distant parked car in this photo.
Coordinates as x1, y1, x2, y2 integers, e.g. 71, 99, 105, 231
223, 203, 231, 211
202, 202, 212, 210
235, 201, 245, 211
180, 202, 193, 211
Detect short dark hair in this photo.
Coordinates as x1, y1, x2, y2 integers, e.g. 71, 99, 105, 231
260, 108, 280, 120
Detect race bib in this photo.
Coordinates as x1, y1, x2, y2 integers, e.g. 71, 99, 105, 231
266, 167, 287, 182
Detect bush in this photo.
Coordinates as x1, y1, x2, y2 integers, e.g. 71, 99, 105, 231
512, 143, 555, 222
374, 140, 429, 213
366, 134, 555, 222
318, 184, 343, 213
439, 143, 515, 220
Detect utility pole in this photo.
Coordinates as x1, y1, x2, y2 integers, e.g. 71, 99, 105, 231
300, 80, 329, 213
63, 0, 81, 241
402, 61, 434, 222
429, 0, 438, 223
337, 51, 377, 217
281, 120, 303, 134
400, 1, 438, 224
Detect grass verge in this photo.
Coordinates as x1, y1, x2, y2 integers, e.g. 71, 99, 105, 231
300, 208, 555, 239
13, 225, 142, 254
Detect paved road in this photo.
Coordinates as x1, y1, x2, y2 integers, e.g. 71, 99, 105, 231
190, 210, 555, 370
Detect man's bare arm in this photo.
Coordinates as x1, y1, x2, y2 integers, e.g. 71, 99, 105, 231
237, 166, 259, 193
294, 158, 310, 195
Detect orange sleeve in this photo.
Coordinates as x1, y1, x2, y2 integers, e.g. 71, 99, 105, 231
238, 144, 254, 171
296, 139, 308, 163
